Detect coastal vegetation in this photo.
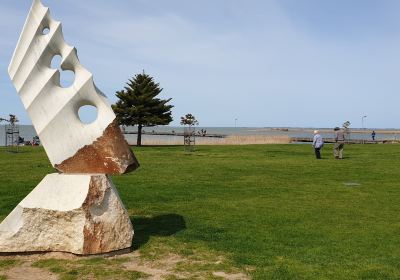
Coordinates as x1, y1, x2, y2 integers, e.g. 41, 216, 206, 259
130, 134, 292, 146
1, 144, 400, 279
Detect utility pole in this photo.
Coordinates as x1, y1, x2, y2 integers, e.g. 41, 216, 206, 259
362, 115, 367, 130
361, 115, 367, 144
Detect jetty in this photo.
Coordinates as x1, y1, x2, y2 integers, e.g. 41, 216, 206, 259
123, 131, 226, 138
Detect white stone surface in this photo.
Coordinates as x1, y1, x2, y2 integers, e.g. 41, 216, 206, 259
0, 174, 134, 255
8, 0, 117, 167
20, 174, 91, 211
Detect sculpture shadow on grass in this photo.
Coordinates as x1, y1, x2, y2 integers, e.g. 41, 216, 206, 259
131, 214, 186, 250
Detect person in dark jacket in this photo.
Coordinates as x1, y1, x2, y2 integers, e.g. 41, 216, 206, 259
333, 127, 345, 159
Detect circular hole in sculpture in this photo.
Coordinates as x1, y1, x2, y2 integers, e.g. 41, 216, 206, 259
42, 27, 50, 35
51, 55, 62, 69
51, 55, 75, 88
60, 70, 75, 88
78, 105, 98, 124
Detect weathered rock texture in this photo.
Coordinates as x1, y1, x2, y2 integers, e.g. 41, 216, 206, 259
7, 0, 138, 174
55, 119, 139, 174
0, 174, 134, 255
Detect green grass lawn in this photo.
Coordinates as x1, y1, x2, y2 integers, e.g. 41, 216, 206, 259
1, 144, 400, 279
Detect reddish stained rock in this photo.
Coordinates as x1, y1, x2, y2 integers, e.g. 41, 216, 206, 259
82, 175, 133, 255
55, 119, 139, 174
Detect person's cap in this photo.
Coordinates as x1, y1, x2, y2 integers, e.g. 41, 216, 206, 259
314, 130, 319, 134
334, 127, 340, 131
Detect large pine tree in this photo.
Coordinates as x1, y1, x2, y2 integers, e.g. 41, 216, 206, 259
112, 72, 173, 146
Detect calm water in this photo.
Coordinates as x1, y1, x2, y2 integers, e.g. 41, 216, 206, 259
0, 125, 398, 146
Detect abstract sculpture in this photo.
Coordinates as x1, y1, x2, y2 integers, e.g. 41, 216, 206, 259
0, 0, 139, 254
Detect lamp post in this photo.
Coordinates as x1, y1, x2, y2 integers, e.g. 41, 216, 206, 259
361, 115, 367, 144
362, 115, 367, 130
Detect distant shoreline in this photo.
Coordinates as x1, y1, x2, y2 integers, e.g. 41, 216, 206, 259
287, 128, 400, 134
1, 125, 399, 146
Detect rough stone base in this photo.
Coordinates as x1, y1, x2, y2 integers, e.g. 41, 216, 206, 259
0, 174, 134, 255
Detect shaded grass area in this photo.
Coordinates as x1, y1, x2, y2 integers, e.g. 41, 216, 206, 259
131, 214, 186, 250
1, 144, 400, 279
32, 258, 147, 280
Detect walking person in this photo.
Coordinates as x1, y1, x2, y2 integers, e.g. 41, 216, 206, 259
333, 127, 345, 159
372, 130, 376, 141
312, 130, 324, 159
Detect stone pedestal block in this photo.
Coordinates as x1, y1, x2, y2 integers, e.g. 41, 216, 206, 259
0, 174, 134, 255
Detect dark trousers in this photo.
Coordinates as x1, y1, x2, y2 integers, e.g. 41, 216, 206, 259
314, 148, 321, 159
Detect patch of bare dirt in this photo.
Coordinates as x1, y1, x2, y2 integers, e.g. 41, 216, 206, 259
0, 250, 251, 280
213, 271, 250, 280
122, 251, 185, 279
3, 261, 58, 280
0, 252, 79, 280
122, 251, 251, 280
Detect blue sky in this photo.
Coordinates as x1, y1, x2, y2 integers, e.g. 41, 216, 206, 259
1, 0, 400, 128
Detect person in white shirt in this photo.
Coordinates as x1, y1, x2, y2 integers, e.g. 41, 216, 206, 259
312, 130, 324, 159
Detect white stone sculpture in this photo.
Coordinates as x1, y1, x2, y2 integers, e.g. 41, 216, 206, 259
8, 0, 138, 174
0, 0, 139, 255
